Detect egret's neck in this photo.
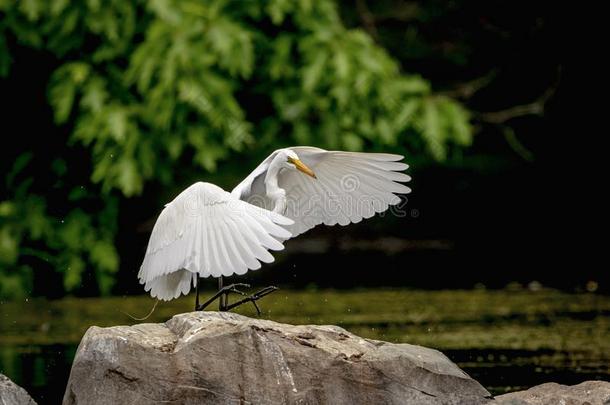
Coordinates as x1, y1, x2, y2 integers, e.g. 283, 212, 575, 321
264, 162, 281, 192
265, 156, 287, 213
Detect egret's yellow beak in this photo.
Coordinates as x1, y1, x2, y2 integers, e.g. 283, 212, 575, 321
288, 157, 316, 179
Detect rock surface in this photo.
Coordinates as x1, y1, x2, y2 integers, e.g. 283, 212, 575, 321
63, 311, 491, 404
495, 381, 610, 405
0, 373, 37, 405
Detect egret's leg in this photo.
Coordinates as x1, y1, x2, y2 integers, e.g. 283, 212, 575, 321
218, 276, 225, 311
196, 283, 251, 311
224, 286, 279, 316
195, 275, 200, 311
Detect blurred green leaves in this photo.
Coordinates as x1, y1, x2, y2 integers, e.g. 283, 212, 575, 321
0, 0, 472, 298
0, 154, 119, 298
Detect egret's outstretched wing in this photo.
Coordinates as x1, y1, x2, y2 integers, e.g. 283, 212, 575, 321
138, 182, 293, 300
234, 147, 411, 238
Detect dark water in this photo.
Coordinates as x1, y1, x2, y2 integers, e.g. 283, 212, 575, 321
1, 289, 609, 403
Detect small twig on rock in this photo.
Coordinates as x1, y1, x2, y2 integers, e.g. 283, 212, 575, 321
121, 299, 159, 321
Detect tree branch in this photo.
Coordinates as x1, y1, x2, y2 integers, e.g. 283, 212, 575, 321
502, 126, 534, 162
478, 102, 545, 124
438, 71, 497, 99
356, 0, 420, 26
355, 0, 379, 40
476, 66, 561, 124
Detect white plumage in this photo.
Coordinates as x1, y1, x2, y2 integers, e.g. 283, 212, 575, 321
139, 146, 411, 301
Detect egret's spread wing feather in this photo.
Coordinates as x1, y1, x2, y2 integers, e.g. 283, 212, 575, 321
280, 147, 411, 238
232, 146, 410, 238
138, 182, 293, 300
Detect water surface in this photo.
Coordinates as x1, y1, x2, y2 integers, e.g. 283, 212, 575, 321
1, 289, 608, 403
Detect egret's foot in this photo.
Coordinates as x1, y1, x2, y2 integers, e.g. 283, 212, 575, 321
225, 286, 279, 316
196, 283, 251, 311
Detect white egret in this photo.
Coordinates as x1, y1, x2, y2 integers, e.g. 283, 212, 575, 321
138, 146, 411, 312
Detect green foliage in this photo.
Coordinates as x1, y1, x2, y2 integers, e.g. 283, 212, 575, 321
0, 154, 119, 298
0, 0, 472, 298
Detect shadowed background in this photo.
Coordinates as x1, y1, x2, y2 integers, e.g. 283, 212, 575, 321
0, 0, 579, 296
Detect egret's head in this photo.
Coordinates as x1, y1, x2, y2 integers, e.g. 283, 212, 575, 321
284, 150, 316, 179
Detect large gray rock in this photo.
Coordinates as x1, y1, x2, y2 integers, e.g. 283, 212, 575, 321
0, 373, 37, 405
63, 311, 491, 404
495, 381, 610, 405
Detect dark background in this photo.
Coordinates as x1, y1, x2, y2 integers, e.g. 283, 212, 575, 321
0, 1, 589, 296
